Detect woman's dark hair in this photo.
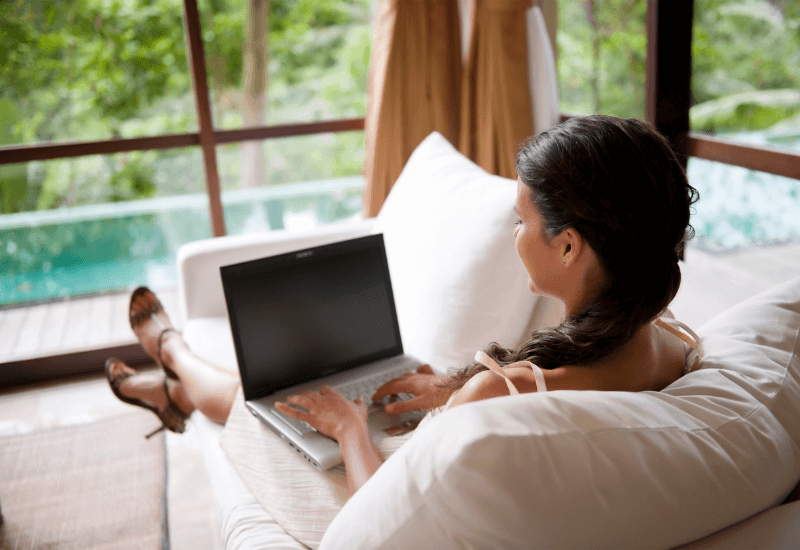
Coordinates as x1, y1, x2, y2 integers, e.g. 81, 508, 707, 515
447, 114, 699, 390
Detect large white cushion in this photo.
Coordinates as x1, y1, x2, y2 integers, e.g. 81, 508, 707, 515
320, 278, 800, 549
373, 131, 562, 374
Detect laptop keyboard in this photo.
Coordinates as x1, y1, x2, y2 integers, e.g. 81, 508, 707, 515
332, 365, 415, 407
272, 363, 418, 436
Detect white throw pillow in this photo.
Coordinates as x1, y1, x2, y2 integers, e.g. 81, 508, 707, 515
319, 278, 800, 549
373, 131, 562, 374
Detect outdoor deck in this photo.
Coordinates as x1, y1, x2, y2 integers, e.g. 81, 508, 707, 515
0, 287, 180, 365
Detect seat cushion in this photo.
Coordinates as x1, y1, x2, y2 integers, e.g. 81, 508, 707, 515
320, 278, 800, 549
373, 131, 562, 374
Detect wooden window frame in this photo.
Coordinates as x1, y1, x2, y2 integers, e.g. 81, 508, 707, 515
0, 0, 366, 239
686, 133, 800, 181
1, 0, 798, 386
645, 0, 799, 180
2, 0, 796, 222
0, 0, 367, 385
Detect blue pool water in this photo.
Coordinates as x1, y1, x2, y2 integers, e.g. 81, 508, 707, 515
2, 147, 800, 308
686, 126, 800, 252
1, 178, 363, 307
687, 158, 800, 252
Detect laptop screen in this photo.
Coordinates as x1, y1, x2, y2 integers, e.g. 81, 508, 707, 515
220, 234, 403, 401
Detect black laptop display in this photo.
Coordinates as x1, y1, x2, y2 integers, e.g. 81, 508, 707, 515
220, 234, 404, 401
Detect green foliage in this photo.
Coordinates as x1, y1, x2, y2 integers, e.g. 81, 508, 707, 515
0, 99, 29, 214
107, 161, 157, 202
557, 0, 647, 118
1, 0, 192, 138
691, 89, 800, 132
203, 0, 371, 127
0, 0, 372, 215
557, 0, 800, 134
691, 0, 800, 132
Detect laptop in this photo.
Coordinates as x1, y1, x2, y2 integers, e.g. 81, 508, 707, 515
220, 233, 425, 470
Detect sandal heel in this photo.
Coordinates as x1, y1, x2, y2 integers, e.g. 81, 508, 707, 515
145, 425, 166, 439
106, 358, 189, 437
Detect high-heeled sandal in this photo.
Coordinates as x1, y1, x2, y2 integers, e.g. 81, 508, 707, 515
129, 286, 180, 380
105, 357, 188, 438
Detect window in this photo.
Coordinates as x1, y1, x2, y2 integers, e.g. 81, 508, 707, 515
557, 0, 647, 119
0, 0, 372, 307
692, 0, 800, 152
557, 0, 800, 253
689, 0, 800, 250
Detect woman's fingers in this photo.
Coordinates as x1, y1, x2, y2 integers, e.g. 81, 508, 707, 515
275, 401, 313, 424
372, 376, 415, 402
278, 386, 369, 441
319, 385, 339, 397
384, 395, 426, 415
286, 394, 314, 410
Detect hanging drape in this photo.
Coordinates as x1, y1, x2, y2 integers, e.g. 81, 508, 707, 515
362, 0, 462, 218
459, 0, 534, 179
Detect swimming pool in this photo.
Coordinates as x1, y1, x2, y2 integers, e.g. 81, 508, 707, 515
686, 127, 800, 252
3, 148, 800, 308
1, 178, 363, 307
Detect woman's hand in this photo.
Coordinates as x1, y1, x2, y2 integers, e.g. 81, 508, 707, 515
275, 386, 368, 442
276, 386, 384, 495
371, 364, 451, 414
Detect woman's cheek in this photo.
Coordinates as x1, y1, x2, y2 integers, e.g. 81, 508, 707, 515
514, 228, 524, 259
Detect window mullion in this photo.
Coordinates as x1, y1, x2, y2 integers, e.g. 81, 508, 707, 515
645, 0, 694, 165
183, 0, 226, 237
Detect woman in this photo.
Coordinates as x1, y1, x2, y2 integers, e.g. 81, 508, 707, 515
107, 114, 701, 495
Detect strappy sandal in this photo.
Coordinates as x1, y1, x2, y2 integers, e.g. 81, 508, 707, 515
129, 286, 180, 380
105, 357, 188, 438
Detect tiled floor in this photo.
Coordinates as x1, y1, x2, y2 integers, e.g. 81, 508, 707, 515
0, 241, 798, 549
0, 370, 222, 550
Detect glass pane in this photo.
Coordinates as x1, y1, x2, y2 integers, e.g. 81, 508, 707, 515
0, 0, 196, 145
692, 0, 800, 153
217, 132, 365, 234
200, 0, 373, 128
557, 0, 647, 118
687, 157, 800, 252
0, 149, 212, 307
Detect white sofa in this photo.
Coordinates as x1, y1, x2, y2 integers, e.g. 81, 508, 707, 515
177, 133, 800, 549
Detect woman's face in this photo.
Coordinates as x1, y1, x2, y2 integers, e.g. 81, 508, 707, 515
513, 179, 561, 297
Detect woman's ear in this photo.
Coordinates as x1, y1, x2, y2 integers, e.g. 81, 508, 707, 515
561, 229, 583, 266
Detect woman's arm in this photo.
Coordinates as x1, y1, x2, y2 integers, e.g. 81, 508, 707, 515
336, 417, 385, 495
274, 386, 384, 495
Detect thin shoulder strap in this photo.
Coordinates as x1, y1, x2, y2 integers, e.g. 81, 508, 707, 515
654, 317, 703, 373
525, 361, 548, 393
474, 352, 548, 393
653, 318, 702, 355
474, 351, 520, 395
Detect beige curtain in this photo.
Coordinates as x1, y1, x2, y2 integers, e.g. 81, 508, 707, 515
363, 0, 462, 218
459, 0, 534, 179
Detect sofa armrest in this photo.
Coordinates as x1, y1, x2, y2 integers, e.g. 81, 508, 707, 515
177, 219, 374, 321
